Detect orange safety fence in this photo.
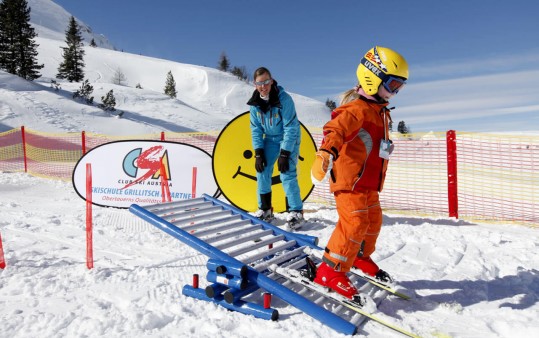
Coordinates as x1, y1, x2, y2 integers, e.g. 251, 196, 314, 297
1, 126, 537, 226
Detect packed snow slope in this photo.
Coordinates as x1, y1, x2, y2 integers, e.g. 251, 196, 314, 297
0, 172, 538, 338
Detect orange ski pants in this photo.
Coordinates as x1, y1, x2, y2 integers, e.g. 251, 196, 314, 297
322, 190, 383, 272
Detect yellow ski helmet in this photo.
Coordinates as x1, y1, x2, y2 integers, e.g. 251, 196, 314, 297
357, 46, 409, 95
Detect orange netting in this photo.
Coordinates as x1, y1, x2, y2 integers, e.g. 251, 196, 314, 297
1, 127, 537, 226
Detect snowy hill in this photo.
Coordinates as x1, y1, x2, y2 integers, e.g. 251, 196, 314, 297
0, 0, 329, 135
28, 0, 114, 49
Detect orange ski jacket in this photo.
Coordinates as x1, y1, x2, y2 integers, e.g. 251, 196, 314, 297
320, 97, 392, 193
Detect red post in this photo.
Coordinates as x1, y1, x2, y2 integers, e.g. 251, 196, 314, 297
161, 131, 165, 141
86, 163, 94, 269
193, 274, 199, 288
192, 167, 198, 198
21, 126, 27, 172
81, 131, 86, 155
263, 292, 271, 309
160, 162, 171, 202
0, 232, 6, 269
446, 130, 459, 218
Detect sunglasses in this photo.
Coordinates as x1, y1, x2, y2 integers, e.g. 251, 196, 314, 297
254, 79, 272, 86
382, 75, 406, 94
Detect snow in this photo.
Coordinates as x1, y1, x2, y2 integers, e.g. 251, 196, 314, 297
1, 173, 538, 338
1, 1, 538, 337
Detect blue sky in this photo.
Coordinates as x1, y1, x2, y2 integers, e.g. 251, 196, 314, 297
51, 0, 539, 101
47, 0, 539, 134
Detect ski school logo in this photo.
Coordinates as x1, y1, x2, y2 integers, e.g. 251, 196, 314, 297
72, 140, 218, 208
121, 145, 171, 188
212, 112, 316, 212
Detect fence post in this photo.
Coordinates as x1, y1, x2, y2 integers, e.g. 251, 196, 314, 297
21, 126, 27, 173
446, 130, 458, 218
0, 232, 6, 269
192, 167, 198, 198
81, 131, 86, 155
86, 163, 94, 269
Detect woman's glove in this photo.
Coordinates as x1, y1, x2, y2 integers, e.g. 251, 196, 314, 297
278, 149, 291, 172
255, 148, 266, 173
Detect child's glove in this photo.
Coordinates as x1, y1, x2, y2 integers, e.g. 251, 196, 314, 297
311, 150, 334, 185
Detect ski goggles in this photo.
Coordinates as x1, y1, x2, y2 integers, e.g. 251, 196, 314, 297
254, 78, 272, 86
381, 75, 406, 94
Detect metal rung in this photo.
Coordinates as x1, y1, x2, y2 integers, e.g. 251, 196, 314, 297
226, 234, 285, 258
241, 240, 298, 265
181, 214, 242, 233
143, 197, 207, 211
251, 246, 306, 272
153, 201, 216, 217
170, 210, 232, 226
214, 229, 274, 251
204, 221, 262, 243
162, 205, 223, 221
195, 220, 253, 239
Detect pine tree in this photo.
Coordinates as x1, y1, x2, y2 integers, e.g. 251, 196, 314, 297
89, 38, 97, 47
0, 0, 43, 80
325, 98, 337, 111
397, 121, 410, 134
56, 16, 85, 82
218, 51, 230, 72
164, 71, 177, 98
73, 79, 94, 104
231, 66, 248, 81
99, 89, 116, 111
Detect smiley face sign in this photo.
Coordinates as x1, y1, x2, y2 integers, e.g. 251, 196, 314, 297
212, 111, 316, 212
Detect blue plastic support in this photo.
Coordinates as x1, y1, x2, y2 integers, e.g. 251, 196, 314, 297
223, 282, 261, 304
183, 285, 279, 321
207, 271, 247, 290
129, 202, 357, 335
207, 259, 247, 279
204, 283, 229, 298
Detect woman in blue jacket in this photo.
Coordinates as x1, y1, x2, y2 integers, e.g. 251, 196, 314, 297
247, 67, 304, 230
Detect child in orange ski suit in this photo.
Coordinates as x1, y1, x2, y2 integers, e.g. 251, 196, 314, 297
311, 46, 409, 299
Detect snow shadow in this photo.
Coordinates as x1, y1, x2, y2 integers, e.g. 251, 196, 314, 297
397, 268, 539, 313
383, 214, 476, 227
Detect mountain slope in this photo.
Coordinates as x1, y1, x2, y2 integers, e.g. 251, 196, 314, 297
0, 0, 329, 135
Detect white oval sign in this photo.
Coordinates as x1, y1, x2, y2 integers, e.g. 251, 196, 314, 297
72, 140, 217, 208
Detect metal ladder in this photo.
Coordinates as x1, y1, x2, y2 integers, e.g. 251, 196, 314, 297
130, 194, 380, 335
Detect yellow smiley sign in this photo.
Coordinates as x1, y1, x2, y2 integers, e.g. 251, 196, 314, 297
212, 111, 317, 212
